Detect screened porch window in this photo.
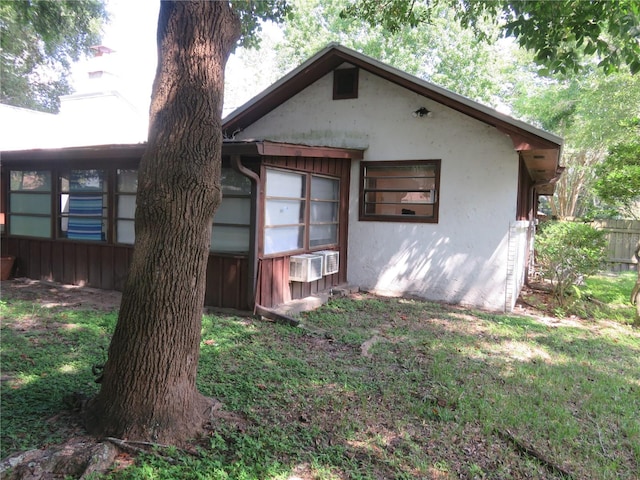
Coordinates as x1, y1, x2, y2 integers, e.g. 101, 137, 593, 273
360, 160, 440, 223
264, 168, 339, 256
59, 170, 108, 241
8, 170, 52, 238
210, 168, 251, 253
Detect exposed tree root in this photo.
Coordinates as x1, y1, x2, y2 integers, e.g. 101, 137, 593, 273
495, 429, 574, 479
0, 437, 119, 480
105, 437, 178, 465
360, 333, 384, 358
105, 437, 205, 464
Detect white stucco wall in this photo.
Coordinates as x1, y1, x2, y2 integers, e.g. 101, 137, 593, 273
235, 67, 523, 311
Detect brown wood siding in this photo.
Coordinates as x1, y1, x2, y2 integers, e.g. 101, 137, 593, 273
204, 254, 250, 310
256, 155, 351, 308
1, 237, 249, 310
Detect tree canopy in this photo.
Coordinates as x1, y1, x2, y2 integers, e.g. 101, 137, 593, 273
0, 0, 109, 113
340, 0, 640, 75
593, 139, 640, 218
513, 70, 640, 218
276, 0, 532, 108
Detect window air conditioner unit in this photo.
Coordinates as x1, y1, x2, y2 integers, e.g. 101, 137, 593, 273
289, 254, 324, 282
316, 250, 339, 275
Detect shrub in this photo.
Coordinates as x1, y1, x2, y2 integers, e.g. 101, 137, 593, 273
535, 221, 607, 304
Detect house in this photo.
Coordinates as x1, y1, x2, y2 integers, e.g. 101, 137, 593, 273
0, 43, 563, 312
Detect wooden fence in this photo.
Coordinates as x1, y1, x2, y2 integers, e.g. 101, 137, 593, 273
592, 219, 640, 272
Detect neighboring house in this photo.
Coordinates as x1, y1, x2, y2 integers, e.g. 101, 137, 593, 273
0, 46, 147, 151
0, 43, 563, 312
0, 104, 59, 151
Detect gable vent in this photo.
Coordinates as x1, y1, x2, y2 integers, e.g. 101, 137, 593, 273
333, 67, 359, 100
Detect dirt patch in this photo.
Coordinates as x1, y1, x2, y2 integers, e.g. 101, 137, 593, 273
1, 278, 122, 312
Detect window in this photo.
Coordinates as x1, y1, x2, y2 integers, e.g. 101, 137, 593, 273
109, 167, 252, 251
333, 67, 359, 100
310, 176, 339, 247
264, 168, 339, 255
116, 169, 137, 244
210, 168, 252, 253
8, 170, 52, 238
264, 170, 305, 255
59, 169, 108, 241
360, 160, 440, 223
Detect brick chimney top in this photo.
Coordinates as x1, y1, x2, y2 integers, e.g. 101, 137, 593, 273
90, 45, 115, 57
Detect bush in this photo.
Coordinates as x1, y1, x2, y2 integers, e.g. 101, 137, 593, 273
535, 221, 607, 304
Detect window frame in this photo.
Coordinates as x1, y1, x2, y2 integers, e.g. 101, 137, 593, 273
115, 168, 138, 245
263, 167, 340, 257
58, 168, 109, 242
5, 165, 134, 243
309, 175, 340, 249
359, 159, 441, 224
3, 164, 255, 252
210, 167, 252, 254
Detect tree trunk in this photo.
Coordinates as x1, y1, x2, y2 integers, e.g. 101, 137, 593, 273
83, 1, 241, 443
550, 148, 605, 220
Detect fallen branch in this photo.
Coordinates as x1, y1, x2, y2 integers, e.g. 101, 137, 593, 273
105, 437, 178, 465
588, 416, 615, 461
495, 429, 574, 479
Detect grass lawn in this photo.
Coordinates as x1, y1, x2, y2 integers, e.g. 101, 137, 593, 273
1, 273, 639, 479
520, 271, 638, 323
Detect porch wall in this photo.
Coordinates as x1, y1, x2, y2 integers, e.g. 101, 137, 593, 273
1, 236, 250, 310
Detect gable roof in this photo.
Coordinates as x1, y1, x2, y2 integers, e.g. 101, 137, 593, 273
223, 43, 564, 194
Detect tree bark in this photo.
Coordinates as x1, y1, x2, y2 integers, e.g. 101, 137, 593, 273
83, 1, 241, 443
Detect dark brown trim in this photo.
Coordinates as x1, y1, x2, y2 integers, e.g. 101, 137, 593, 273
1, 144, 147, 162
2, 140, 363, 163
221, 140, 363, 160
